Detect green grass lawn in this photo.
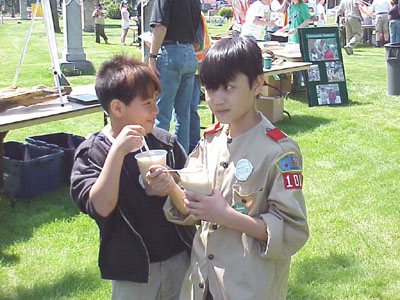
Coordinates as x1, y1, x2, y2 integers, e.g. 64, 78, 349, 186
1, 18, 400, 300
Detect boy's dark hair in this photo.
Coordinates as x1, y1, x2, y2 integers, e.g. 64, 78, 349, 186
95, 55, 161, 113
200, 37, 263, 90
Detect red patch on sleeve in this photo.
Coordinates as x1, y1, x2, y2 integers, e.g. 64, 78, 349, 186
282, 172, 302, 190
204, 122, 222, 134
266, 128, 287, 141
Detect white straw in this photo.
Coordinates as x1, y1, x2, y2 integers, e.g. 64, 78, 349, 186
142, 137, 152, 153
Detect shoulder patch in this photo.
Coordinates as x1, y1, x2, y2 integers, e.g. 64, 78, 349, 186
266, 128, 287, 141
276, 152, 302, 190
275, 152, 301, 172
204, 122, 222, 135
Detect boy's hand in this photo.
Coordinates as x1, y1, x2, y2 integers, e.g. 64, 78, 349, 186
184, 190, 233, 224
146, 165, 176, 196
112, 125, 145, 157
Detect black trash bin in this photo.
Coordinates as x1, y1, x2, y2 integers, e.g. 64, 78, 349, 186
385, 43, 400, 95
26, 133, 85, 183
3, 141, 63, 199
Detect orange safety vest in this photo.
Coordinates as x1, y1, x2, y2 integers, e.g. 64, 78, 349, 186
195, 14, 211, 63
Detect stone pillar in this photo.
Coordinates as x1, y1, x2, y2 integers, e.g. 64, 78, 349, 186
19, 0, 27, 19
82, 0, 95, 32
60, 0, 93, 75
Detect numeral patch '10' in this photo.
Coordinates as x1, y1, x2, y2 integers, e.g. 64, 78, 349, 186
283, 172, 302, 189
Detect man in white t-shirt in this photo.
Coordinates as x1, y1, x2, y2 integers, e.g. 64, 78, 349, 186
304, 0, 319, 25
371, 0, 392, 46
241, 0, 277, 40
316, 0, 327, 27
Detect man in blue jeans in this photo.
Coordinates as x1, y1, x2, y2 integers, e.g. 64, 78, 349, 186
149, 0, 201, 153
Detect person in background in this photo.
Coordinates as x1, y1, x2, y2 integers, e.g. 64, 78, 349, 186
263, 0, 289, 40
92, 3, 108, 44
304, 0, 319, 25
190, 13, 211, 152
277, 0, 311, 86
149, 0, 201, 153
316, 0, 327, 26
388, 0, 400, 42
135, 0, 142, 44
362, 0, 374, 45
371, 0, 392, 46
120, 0, 130, 46
241, 0, 278, 40
338, 0, 364, 54
232, 0, 249, 37
147, 36, 309, 300
70, 55, 195, 300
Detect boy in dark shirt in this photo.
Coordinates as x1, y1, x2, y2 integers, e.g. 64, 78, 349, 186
70, 55, 194, 300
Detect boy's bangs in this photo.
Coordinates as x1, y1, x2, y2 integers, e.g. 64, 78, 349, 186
200, 54, 237, 90
125, 67, 161, 101
200, 37, 263, 90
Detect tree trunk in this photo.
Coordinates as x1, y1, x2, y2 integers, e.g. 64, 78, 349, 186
50, 0, 61, 33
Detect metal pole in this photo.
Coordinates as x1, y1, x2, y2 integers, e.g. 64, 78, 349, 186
11, 0, 40, 88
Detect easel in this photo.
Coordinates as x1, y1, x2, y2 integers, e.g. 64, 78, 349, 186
12, 0, 69, 106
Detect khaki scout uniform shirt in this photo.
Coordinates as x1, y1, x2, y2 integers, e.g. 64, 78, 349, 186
164, 114, 309, 300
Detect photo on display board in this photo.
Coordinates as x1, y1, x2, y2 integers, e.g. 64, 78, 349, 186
316, 83, 341, 105
326, 61, 345, 82
308, 65, 321, 81
308, 38, 339, 62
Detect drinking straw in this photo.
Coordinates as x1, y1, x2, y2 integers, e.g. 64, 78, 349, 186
142, 137, 152, 153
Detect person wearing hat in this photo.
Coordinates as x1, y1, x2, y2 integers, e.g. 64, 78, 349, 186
120, 0, 130, 45
92, 3, 108, 44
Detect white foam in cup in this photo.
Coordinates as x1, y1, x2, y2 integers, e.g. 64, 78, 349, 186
135, 150, 167, 182
179, 165, 212, 196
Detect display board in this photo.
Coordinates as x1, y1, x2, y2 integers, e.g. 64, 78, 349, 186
298, 27, 349, 107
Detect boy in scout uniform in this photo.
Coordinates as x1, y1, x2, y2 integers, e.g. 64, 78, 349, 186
147, 37, 309, 300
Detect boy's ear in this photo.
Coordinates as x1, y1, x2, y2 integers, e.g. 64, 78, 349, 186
253, 74, 265, 95
109, 99, 124, 117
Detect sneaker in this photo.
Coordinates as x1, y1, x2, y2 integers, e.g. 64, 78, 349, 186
121, 42, 126, 46
344, 45, 353, 55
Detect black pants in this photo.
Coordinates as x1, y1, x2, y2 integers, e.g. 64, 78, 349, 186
95, 23, 108, 43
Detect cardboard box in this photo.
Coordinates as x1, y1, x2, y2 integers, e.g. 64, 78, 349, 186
263, 74, 292, 97
256, 94, 283, 123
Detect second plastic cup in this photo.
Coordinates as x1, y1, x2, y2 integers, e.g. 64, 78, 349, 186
179, 165, 212, 196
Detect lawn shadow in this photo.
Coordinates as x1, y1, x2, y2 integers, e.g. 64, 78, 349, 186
287, 252, 356, 300
288, 252, 355, 299
287, 90, 309, 104
0, 271, 104, 300
0, 185, 80, 266
277, 114, 331, 135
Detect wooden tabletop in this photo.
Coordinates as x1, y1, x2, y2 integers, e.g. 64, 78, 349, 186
0, 85, 102, 133
263, 61, 311, 76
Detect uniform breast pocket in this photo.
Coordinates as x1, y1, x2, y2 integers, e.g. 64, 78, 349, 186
232, 183, 265, 216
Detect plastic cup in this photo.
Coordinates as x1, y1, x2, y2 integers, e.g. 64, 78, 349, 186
263, 54, 272, 70
135, 149, 167, 194
179, 165, 212, 196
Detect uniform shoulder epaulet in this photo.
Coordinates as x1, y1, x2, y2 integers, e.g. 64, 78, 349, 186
204, 122, 223, 135
266, 127, 287, 141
